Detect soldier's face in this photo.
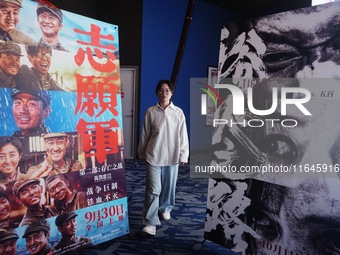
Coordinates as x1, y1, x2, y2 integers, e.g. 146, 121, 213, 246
60, 218, 77, 237
0, 143, 21, 179
25, 231, 49, 255
46, 178, 70, 201
37, 11, 62, 37
18, 183, 42, 208
44, 137, 68, 163
29, 49, 51, 75
0, 53, 20, 76
252, 4, 340, 78
12, 93, 50, 135
0, 196, 10, 222
0, 3, 20, 32
249, 182, 340, 255
0, 238, 17, 255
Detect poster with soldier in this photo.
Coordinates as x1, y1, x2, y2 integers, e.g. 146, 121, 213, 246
202, 2, 340, 255
0, 0, 129, 254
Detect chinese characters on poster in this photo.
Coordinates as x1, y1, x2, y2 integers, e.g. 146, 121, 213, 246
204, 2, 340, 255
0, 0, 129, 254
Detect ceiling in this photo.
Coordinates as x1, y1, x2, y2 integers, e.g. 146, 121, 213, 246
201, 0, 312, 17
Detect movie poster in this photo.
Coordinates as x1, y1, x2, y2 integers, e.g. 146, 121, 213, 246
0, 0, 128, 254
203, 2, 340, 255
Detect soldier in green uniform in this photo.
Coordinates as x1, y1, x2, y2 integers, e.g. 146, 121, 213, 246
0, 41, 21, 88
14, 44, 65, 91
45, 174, 86, 214
11, 88, 51, 138
0, 228, 18, 255
0, 187, 11, 229
0, 0, 35, 45
13, 178, 58, 227
36, 4, 68, 52
54, 212, 92, 254
25, 133, 83, 178
22, 219, 53, 255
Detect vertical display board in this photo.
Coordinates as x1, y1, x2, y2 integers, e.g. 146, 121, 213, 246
0, 0, 128, 254
204, 2, 340, 255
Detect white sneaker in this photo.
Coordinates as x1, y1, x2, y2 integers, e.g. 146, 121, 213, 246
161, 212, 171, 220
141, 225, 156, 235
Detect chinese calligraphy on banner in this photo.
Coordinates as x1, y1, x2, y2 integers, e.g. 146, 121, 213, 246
0, 0, 128, 254
204, 2, 340, 255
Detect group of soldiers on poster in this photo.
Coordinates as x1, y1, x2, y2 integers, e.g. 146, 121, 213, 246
0, 0, 128, 254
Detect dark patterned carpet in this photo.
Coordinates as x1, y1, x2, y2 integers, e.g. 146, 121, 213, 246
82, 159, 237, 255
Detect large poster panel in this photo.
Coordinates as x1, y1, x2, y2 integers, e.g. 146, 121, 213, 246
0, 0, 128, 254
203, 2, 340, 255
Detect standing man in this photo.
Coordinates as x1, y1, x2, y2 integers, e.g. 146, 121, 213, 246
36, 4, 68, 52
13, 178, 58, 227
11, 88, 51, 138
22, 219, 53, 255
0, 0, 35, 45
26, 133, 83, 178
0, 228, 18, 255
45, 174, 86, 214
138, 80, 189, 236
0, 41, 21, 88
54, 212, 92, 254
14, 44, 64, 91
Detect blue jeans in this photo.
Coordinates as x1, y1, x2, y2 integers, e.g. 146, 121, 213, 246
143, 163, 179, 225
